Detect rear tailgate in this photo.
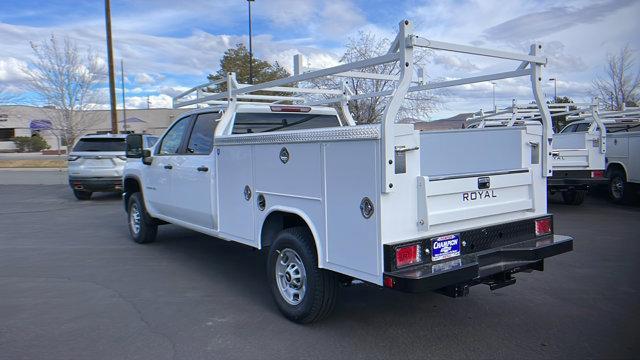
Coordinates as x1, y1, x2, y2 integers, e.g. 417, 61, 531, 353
552, 132, 605, 170
417, 127, 537, 230
417, 169, 532, 228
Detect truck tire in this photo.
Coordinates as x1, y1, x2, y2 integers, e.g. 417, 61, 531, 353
561, 190, 586, 205
267, 227, 338, 324
608, 169, 636, 204
127, 192, 158, 244
73, 189, 92, 200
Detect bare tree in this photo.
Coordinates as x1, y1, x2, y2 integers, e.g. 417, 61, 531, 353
592, 45, 640, 111
22, 35, 106, 146
309, 32, 440, 124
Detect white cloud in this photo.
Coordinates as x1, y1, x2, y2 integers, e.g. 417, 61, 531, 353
158, 86, 190, 97
125, 94, 173, 109
432, 54, 479, 71
256, 0, 317, 27
134, 73, 155, 85
0, 57, 28, 83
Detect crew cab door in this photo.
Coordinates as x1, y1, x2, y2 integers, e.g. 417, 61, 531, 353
172, 112, 219, 229
144, 115, 191, 216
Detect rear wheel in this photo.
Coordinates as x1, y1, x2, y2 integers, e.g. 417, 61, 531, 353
561, 189, 586, 205
609, 169, 630, 204
267, 227, 338, 324
127, 192, 157, 244
609, 169, 636, 204
73, 189, 92, 200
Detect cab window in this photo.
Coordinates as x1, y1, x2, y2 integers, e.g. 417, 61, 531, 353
158, 117, 190, 155
186, 112, 220, 155
575, 123, 591, 132
232, 113, 340, 134
561, 124, 577, 133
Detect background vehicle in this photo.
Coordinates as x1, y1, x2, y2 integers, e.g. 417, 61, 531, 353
467, 102, 607, 205
123, 20, 573, 323
68, 133, 158, 200
560, 107, 640, 203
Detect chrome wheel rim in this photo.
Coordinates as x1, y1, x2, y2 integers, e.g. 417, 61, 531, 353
129, 203, 141, 235
275, 248, 307, 305
611, 177, 624, 199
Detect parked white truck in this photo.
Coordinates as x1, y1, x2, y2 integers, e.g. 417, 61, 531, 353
467, 101, 607, 205
122, 20, 573, 323
559, 107, 640, 203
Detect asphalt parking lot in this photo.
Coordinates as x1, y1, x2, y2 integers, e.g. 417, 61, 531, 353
0, 185, 638, 360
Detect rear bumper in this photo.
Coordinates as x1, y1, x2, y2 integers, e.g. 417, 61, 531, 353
69, 177, 123, 192
548, 170, 607, 190
384, 235, 573, 293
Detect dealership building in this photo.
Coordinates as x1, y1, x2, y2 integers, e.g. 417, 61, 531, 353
0, 105, 185, 152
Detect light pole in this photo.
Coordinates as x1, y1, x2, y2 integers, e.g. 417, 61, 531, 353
247, 0, 255, 84
491, 82, 496, 112
549, 78, 557, 102
121, 59, 126, 131
104, 0, 118, 133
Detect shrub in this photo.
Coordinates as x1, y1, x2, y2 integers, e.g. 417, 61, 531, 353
11, 137, 31, 153
11, 135, 51, 152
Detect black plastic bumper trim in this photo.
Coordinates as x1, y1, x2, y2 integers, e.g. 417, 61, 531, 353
384, 235, 573, 293
69, 177, 123, 191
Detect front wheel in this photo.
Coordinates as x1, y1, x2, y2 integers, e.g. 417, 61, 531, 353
561, 190, 586, 205
127, 193, 157, 244
267, 227, 338, 324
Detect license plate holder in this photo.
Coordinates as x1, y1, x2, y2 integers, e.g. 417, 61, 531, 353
431, 234, 461, 262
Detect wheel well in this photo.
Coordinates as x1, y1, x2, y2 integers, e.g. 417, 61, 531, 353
261, 211, 311, 249
123, 177, 141, 206
607, 163, 626, 180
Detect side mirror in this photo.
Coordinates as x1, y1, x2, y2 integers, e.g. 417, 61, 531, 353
142, 149, 153, 165
126, 134, 143, 158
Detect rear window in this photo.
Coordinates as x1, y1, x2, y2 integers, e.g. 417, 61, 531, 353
232, 113, 340, 134
73, 138, 126, 152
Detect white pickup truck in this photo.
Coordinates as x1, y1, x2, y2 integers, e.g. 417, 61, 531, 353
467, 102, 607, 205
559, 108, 640, 203
122, 20, 573, 323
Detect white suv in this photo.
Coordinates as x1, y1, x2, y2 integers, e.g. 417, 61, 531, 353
68, 133, 158, 200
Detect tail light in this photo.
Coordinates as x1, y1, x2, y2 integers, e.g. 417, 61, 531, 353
67, 155, 79, 161
269, 105, 311, 113
591, 170, 604, 178
383, 276, 394, 288
535, 217, 553, 236
395, 244, 422, 268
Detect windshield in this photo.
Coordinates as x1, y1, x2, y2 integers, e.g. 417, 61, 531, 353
73, 138, 126, 152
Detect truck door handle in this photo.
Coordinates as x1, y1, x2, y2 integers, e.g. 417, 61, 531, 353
164, 164, 173, 170
197, 166, 209, 172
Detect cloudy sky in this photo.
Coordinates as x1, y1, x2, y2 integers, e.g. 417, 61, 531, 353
1, 0, 638, 118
